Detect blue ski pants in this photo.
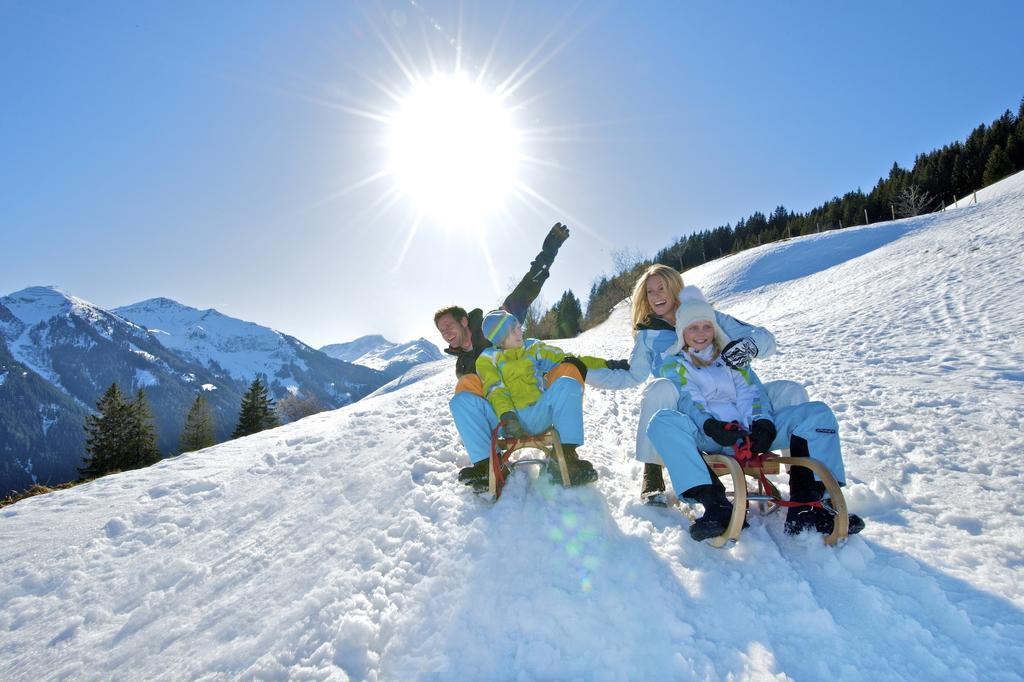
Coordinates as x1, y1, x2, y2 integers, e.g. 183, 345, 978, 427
646, 400, 847, 495
635, 378, 809, 464
450, 376, 585, 464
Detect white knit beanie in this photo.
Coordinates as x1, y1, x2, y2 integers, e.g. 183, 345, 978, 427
665, 286, 731, 356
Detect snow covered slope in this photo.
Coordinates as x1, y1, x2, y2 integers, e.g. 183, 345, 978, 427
321, 335, 443, 379
2, 172, 1023, 679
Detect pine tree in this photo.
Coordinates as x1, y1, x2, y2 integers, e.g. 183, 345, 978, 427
554, 290, 583, 339
125, 389, 161, 469
232, 377, 279, 438
180, 393, 216, 453
982, 144, 1014, 187
81, 383, 131, 479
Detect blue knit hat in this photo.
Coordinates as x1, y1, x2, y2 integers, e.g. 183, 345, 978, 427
481, 309, 517, 345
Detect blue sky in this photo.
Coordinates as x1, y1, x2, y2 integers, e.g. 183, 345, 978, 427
3, 1, 1023, 348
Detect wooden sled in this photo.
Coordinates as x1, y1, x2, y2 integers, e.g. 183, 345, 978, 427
490, 428, 571, 499
702, 453, 850, 547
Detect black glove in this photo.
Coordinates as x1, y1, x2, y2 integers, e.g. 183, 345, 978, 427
605, 359, 630, 371
749, 419, 777, 455
541, 222, 570, 256
722, 337, 759, 370
500, 412, 524, 438
703, 419, 747, 447
560, 356, 588, 380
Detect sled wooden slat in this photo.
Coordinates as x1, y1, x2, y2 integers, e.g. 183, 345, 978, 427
490, 428, 570, 499
701, 455, 747, 548
701, 453, 850, 547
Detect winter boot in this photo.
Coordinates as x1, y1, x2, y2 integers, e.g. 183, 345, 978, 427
552, 445, 598, 487
640, 463, 668, 507
784, 437, 865, 536
682, 483, 734, 542
459, 458, 508, 493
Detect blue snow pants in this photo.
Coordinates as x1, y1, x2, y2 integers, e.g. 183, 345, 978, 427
450, 376, 585, 464
646, 400, 847, 495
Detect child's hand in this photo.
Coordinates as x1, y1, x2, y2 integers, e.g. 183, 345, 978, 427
500, 412, 525, 438
703, 419, 747, 447
750, 419, 777, 454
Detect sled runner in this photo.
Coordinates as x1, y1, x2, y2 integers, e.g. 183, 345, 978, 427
702, 453, 851, 547
489, 427, 571, 500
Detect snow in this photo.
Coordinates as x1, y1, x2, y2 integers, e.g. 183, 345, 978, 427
201, 383, 217, 392
0, 372, 6, 386
133, 369, 159, 388
113, 298, 310, 382
1, 171, 1023, 679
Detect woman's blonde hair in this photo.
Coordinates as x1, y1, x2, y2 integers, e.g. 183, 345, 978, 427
630, 264, 684, 334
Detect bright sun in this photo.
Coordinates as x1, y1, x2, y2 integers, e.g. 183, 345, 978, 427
388, 72, 521, 228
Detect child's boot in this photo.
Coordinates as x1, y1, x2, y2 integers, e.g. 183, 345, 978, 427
682, 483, 734, 542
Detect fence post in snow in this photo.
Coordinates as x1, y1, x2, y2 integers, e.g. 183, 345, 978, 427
891, 204, 896, 220
973, 191, 977, 205
839, 219, 843, 229
864, 208, 869, 224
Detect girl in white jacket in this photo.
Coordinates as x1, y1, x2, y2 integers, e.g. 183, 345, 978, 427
645, 287, 864, 542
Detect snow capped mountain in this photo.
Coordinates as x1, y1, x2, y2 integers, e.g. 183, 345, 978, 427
0, 287, 243, 493
320, 334, 392, 362
2, 172, 1022, 679
114, 297, 387, 401
0, 291, 389, 495
321, 334, 443, 379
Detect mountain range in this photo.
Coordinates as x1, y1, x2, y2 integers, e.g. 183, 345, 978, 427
320, 334, 442, 379
0, 289, 438, 494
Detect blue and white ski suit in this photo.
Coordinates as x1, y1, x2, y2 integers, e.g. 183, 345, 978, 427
645, 349, 846, 494
585, 308, 807, 464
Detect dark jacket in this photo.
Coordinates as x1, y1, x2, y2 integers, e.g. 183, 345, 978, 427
445, 248, 558, 377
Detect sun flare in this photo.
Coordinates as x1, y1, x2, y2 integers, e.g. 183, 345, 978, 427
387, 72, 521, 228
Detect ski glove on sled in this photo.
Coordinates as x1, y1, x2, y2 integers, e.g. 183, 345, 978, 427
703, 419, 749, 447
749, 419, 777, 455
500, 412, 525, 438
722, 337, 759, 370
605, 359, 630, 371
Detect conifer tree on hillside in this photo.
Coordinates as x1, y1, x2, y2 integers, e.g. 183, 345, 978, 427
80, 383, 131, 479
555, 290, 583, 338
126, 389, 161, 469
983, 145, 1015, 186
180, 393, 216, 453
232, 377, 279, 439
80, 384, 161, 478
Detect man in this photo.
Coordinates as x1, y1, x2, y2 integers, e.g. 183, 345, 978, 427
434, 223, 572, 490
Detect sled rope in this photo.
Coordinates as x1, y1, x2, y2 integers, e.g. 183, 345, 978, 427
725, 422, 825, 511
489, 421, 517, 498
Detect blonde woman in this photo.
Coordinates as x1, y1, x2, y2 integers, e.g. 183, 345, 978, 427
588, 264, 806, 505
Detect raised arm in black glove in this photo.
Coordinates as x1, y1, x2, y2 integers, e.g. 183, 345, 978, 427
542, 222, 570, 256
703, 419, 748, 447
749, 419, 777, 455
605, 359, 630, 371
721, 337, 759, 370
500, 412, 524, 438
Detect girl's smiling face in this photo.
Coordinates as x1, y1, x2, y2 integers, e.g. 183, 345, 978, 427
683, 320, 715, 351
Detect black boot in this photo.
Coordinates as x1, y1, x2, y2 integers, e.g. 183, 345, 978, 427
640, 463, 667, 506
682, 483, 734, 542
784, 437, 865, 536
552, 445, 598, 487
459, 458, 508, 493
